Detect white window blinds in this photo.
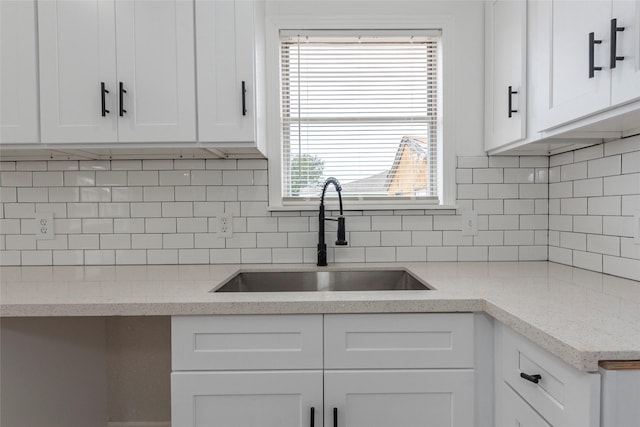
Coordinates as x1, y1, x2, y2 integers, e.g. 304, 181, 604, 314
280, 30, 441, 202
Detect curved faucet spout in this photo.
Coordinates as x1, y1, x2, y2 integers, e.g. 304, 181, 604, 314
318, 177, 348, 266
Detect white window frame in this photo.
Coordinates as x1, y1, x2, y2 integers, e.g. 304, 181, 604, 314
265, 15, 456, 211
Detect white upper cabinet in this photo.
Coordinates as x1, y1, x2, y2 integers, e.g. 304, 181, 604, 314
38, 0, 195, 143
196, 0, 266, 150
1, 1, 39, 143
485, 0, 527, 151
115, 0, 195, 142
611, 0, 640, 105
536, 0, 640, 132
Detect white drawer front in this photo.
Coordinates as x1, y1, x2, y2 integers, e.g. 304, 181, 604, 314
500, 324, 600, 427
324, 313, 474, 369
172, 315, 323, 370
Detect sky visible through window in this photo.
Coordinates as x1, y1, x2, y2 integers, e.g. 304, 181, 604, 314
281, 33, 439, 199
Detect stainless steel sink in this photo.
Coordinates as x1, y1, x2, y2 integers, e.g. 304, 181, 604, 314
213, 270, 431, 292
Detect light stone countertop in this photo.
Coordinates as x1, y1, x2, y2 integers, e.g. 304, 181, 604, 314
1, 261, 639, 372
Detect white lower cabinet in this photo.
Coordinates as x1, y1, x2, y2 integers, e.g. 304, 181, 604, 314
499, 383, 551, 427
494, 322, 601, 427
325, 370, 474, 427
171, 370, 323, 427
172, 313, 475, 427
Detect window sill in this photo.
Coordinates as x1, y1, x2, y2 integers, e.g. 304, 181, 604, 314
267, 203, 458, 212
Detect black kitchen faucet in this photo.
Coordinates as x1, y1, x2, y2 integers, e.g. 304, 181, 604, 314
317, 177, 348, 266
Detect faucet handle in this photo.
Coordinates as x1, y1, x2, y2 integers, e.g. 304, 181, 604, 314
336, 216, 348, 246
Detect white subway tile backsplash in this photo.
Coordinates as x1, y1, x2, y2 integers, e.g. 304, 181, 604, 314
114, 219, 145, 234
519, 246, 547, 261
560, 232, 586, 251
112, 187, 143, 202
179, 249, 209, 264
573, 215, 602, 234
163, 234, 194, 249
504, 200, 534, 214
473, 168, 503, 183
622, 150, 640, 174
238, 186, 268, 201
174, 159, 205, 170
257, 232, 287, 248
604, 135, 640, 156
177, 218, 208, 233
433, 216, 459, 230
241, 248, 272, 263
148, 249, 179, 264
115, 250, 146, 265
0, 162, 16, 171
83, 218, 113, 234
21, 250, 52, 265
381, 231, 411, 246
603, 216, 634, 237
67, 203, 99, 218
80, 187, 111, 202
132, 234, 162, 249
488, 184, 518, 199
458, 156, 488, 168
622, 195, 640, 215
131, 202, 161, 218
145, 218, 176, 234
396, 246, 427, 262
142, 160, 173, 170
456, 169, 472, 184
334, 246, 365, 263
111, 160, 142, 171
34, 172, 63, 187
210, 248, 241, 264
363, 247, 394, 262
621, 238, 640, 260
64, 171, 95, 186
371, 215, 402, 231
223, 170, 254, 186
489, 156, 519, 167
96, 171, 127, 186
561, 198, 587, 215
588, 155, 621, 178
350, 231, 380, 247
504, 230, 534, 246
504, 168, 534, 183
273, 248, 303, 263
443, 231, 473, 246
574, 144, 603, 162
588, 196, 621, 216
16, 161, 46, 171
474, 230, 503, 246
572, 250, 602, 272
1, 172, 32, 187
458, 184, 488, 199
427, 246, 457, 261
191, 170, 222, 186
489, 246, 518, 261
98, 203, 130, 218
402, 215, 432, 230
254, 170, 268, 185
277, 217, 308, 232
238, 159, 268, 170
194, 233, 225, 249
100, 234, 131, 250
520, 156, 548, 167
604, 173, 640, 195
159, 171, 190, 186
489, 215, 519, 230
560, 162, 587, 181
550, 152, 574, 167
207, 159, 237, 170
519, 184, 548, 199
6, 235, 36, 250
458, 246, 488, 261
128, 171, 158, 186
587, 234, 620, 256
143, 187, 174, 202
18, 187, 48, 202
162, 202, 192, 218
603, 255, 640, 281
85, 250, 116, 265
69, 234, 99, 250
549, 246, 572, 264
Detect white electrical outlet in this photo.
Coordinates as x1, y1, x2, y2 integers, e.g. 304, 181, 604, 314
34, 212, 55, 240
217, 213, 233, 238
461, 210, 478, 236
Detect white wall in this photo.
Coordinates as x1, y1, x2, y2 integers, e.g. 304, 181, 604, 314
265, 0, 486, 157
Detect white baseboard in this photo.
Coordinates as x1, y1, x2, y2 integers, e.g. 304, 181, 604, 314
108, 422, 170, 427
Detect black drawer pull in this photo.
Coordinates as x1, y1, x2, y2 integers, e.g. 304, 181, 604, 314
520, 372, 542, 384
333, 407, 338, 427
508, 85, 518, 118
241, 80, 247, 116
101, 82, 110, 116
119, 82, 127, 116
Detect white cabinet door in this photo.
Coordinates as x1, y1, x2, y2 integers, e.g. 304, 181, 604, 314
324, 370, 474, 427
38, 0, 118, 143
498, 383, 551, 427
115, 0, 195, 142
537, 0, 611, 130
196, 0, 260, 143
0, 0, 39, 144
611, 0, 640, 105
172, 371, 323, 427
485, 0, 527, 151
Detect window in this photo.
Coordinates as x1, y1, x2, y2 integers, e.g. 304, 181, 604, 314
278, 30, 442, 207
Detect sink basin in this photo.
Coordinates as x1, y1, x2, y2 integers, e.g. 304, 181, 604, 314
213, 270, 431, 292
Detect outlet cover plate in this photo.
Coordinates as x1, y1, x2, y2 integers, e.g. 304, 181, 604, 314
34, 212, 55, 240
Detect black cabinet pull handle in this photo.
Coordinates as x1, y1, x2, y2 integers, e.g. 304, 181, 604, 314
520, 372, 542, 384
610, 18, 625, 69
333, 407, 338, 427
241, 80, 247, 116
589, 32, 603, 78
310, 407, 315, 427
119, 82, 127, 116
508, 85, 518, 118
101, 82, 110, 116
